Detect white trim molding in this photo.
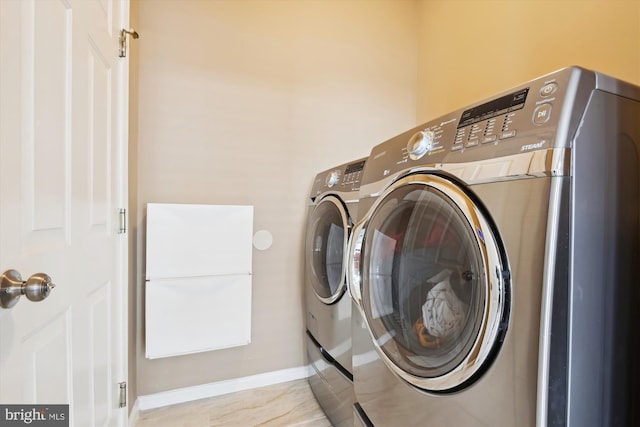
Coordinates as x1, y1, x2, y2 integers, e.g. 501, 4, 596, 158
135, 365, 313, 412
128, 399, 140, 427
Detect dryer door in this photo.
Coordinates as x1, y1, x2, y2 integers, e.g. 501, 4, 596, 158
358, 173, 510, 392
306, 195, 350, 304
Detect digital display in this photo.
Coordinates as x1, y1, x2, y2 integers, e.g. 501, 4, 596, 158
345, 160, 366, 174
458, 88, 529, 128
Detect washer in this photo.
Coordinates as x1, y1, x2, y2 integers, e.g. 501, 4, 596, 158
305, 157, 366, 427
349, 67, 640, 426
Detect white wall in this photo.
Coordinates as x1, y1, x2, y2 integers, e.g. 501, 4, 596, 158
130, 0, 418, 397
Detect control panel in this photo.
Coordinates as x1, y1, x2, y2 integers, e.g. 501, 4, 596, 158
311, 158, 367, 198
362, 67, 592, 185
453, 87, 528, 151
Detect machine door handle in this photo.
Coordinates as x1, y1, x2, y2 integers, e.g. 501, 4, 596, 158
0, 269, 56, 309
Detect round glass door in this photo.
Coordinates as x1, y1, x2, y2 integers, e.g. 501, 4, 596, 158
360, 173, 509, 391
306, 195, 350, 304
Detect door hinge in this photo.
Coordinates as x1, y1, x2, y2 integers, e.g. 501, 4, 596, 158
118, 382, 127, 408
118, 208, 127, 234
119, 28, 139, 58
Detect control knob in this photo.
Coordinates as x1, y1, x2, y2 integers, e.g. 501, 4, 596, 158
325, 170, 341, 187
407, 130, 435, 160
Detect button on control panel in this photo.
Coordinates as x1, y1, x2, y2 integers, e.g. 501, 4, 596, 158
500, 130, 517, 140
540, 82, 558, 97
482, 135, 497, 144
533, 103, 552, 125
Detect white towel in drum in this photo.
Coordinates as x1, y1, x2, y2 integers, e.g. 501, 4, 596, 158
421, 270, 466, 340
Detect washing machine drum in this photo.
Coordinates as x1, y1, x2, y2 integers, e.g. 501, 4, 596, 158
306, 195, 350, 304
359, 173, 510, 392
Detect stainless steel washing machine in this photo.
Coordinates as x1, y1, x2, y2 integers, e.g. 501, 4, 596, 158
305, 157, 366, 427
349, 67, 640, 426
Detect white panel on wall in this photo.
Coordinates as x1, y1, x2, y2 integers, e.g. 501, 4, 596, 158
146, 203, 253, 280
145, 203, 254, 359
145, 275, 252, 359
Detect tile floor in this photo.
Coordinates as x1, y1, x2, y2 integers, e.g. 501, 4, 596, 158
134, 379, 332, 427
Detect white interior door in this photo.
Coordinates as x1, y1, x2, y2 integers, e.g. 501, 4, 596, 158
0, 0, 129, 426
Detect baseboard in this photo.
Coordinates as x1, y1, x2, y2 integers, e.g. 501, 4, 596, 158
128, 399, 140, 427
136, 365, 313, 411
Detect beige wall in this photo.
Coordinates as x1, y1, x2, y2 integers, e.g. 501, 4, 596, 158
416, 0, 640, 122
130, 0, 418, 397
130, 0, 640, 404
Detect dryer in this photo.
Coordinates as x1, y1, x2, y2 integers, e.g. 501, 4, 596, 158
349, 67, 640, 426
305, 157, 366, 427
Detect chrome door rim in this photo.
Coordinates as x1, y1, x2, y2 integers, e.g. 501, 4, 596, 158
356, 173, 510, 391
307, 194, 350, 304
